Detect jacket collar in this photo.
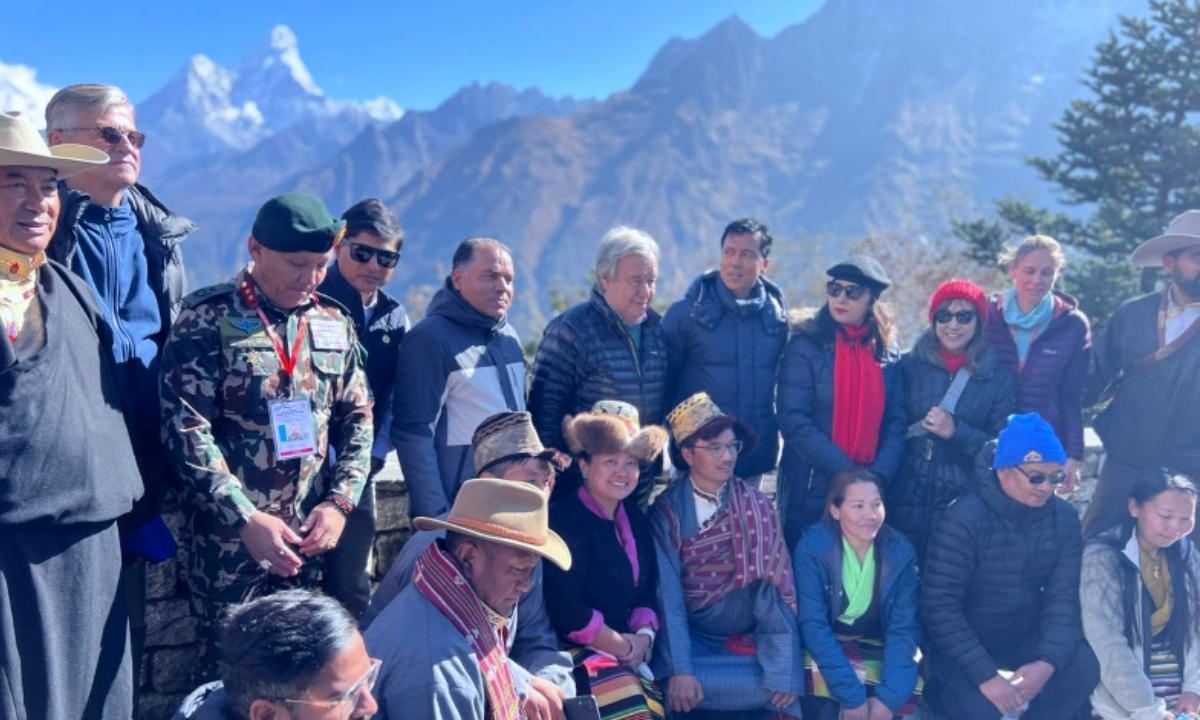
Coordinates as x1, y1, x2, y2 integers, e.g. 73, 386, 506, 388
428, 276, 509, 333
979, 470, 1052, 525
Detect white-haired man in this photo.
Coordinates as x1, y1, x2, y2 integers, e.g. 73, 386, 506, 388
529, 226, 670, 502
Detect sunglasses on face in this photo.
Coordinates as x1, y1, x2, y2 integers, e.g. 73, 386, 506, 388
934, 309, 977, 325
346, 241, 400, 268
61, 126, 147, 149
1014, 465, 1067, 486
826, 281, 868, 301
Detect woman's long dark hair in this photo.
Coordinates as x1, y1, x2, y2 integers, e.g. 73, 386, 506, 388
1094, 468, 1199, 658
810, 295, 897, 363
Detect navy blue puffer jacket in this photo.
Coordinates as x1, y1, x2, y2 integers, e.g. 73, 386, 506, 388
661, 271, 788, 477
528, 288, 669, 454
776, 314, 907, 548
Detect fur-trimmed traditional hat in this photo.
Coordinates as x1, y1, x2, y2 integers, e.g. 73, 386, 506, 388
562, 400, 668, 464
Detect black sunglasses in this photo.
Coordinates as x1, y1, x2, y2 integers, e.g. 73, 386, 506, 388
934, 309, 977, 325
346, 241, 400, 268
61, 126, 147, 149
1014, 465, 1067, 486
826, 281, 868, 300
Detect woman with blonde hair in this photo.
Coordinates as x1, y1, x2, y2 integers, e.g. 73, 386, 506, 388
985, 235, 1091, 491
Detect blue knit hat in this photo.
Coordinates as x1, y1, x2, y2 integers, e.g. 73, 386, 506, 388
994, 413, 1067, 468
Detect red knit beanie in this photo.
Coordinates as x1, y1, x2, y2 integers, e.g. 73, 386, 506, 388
928, 279, 989, 324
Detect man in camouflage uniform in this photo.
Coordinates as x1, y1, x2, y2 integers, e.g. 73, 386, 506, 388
160, 193, 372, 680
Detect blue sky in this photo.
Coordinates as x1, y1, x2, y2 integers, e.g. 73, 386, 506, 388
0, 1, 825, 110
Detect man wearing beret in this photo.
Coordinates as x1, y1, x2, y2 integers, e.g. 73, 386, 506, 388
921, 413, 1098, 720
160, 192, 373, 681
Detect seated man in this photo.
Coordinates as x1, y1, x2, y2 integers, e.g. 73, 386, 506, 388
365, 477, 572, 720
651, 393, 802, 717
921, 413, 1099, 720
362, 411, 575, 710
174, 589, 379, 720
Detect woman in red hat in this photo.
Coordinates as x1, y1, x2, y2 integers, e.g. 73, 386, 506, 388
890, 279, 1017, 560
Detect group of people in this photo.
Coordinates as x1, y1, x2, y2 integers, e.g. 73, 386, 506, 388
4, 79, 1200, 720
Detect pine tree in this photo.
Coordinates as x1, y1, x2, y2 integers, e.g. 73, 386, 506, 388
955, 0, 1200, 329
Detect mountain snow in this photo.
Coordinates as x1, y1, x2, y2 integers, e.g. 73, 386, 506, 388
0, 62, 58, 128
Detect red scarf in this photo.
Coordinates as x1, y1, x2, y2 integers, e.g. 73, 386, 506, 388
940, 347, 967, 373
832, 324, 885, 465
414, 542, 525, 720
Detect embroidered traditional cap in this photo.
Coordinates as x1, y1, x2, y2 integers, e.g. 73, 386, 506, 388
0, 111, 108, 178
562, 400, 668, 464
413, 478, 571, 570
473, 411, 571, 475
251, 193, 347, 254
993, 412, 1067, 468
666, 392, 758, 454
1131, 210, 1200, 267
827, 254, 891, 293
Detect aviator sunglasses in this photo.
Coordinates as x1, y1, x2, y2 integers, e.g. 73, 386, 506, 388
934, 309, 977, 325
826, 280, 868, 301
346, 241, 400, 269
60, 126, 147, 149
1014, 465, 1067, 486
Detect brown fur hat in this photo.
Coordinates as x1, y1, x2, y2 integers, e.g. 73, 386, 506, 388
561, 411, 668, 465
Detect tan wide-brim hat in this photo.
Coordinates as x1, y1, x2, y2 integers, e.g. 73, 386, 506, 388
0, 111, 108, 178
414, 478, 571, 570
1131, 210, 1200, 266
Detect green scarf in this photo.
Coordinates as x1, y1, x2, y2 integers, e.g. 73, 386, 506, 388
838, 537, 876, 625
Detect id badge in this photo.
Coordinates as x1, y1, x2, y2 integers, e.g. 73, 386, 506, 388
310, 319, 349, 350
268, 399, 318, 460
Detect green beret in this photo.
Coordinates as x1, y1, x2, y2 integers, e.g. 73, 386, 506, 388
252, 193, 346, 253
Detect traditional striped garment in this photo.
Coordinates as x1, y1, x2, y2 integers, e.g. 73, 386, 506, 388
571, 648, 665, 720
413, 541, 524, 720
659, 476, 797, 612
804, 638, 923, 716
1147, 637, 1183, 708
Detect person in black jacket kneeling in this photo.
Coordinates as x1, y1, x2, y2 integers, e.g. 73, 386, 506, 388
921, 412, 1098, 720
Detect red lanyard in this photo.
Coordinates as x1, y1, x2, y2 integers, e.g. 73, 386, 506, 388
238, 277, 309, 378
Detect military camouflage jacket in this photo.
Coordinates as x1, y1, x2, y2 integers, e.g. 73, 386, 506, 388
160, 266, 372, 530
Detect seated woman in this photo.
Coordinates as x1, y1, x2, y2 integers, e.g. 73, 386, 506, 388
794, 469, 921, 720
891, 279, 1015, 560
650, 392, 802, 718
1082, 468, 1200, 720
544, 401, 669, 720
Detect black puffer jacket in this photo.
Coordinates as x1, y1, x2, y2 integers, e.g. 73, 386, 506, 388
661, 271, 788, 477
776, 315, 907, 548
528, 287, 669, 454
889, 337, 1016, 558
920, 445, 1084, 686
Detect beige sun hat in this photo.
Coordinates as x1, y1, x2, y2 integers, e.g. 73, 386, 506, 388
413, 478, 571, 570
1130, 210, 1200, 266
0, 111, 108, 177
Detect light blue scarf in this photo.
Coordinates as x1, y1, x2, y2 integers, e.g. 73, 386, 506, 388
1003, 287, 1054, 364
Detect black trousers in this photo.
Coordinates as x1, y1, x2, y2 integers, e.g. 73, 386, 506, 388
320, 481, 376, 618
926, 638, 1098, 720
1084, 455, 1200, 541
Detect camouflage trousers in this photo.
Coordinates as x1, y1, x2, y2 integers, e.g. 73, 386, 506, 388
186, 530, 322, 684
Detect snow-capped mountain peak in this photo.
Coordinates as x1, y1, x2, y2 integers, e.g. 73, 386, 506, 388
0, 61, 58, 128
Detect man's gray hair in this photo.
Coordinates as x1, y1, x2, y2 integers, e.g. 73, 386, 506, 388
45, 84, 132, 132
595, 226, 659, 282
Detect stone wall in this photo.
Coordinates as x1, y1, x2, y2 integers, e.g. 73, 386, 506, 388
136, 433, 1106, 719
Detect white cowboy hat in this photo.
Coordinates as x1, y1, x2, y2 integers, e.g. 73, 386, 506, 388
413, 478, 572, 570
0, 111, 108, 177
1131, 210, 1200, 266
